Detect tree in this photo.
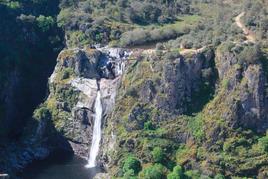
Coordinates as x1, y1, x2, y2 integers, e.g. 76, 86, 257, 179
214, 174, 225, 179
167, 166, 183, 179
138, 164, 166, 179
144, 121, 154, 130
36, 15, 55, 32
259, 134, 268, 153
237, 45, 261, 65
34, 106, 51, 121
123, 155, 142, 175
123, 169, 137, 179
152, 147, 165, 163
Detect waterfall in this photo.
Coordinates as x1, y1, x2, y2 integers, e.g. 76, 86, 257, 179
86, 90, 103, 168
117, 62, 125, 75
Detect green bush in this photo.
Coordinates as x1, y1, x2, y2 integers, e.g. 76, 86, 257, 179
123, 169, 138, 179
138, 164, 166, 179
152, 147, 164, 163
218, 42, 235, 52
34, 106, 51, 121
259, 135, 268, 153
144, 121, 154, 130
167, 165, 183, 179
184, 170, 201, 179
214, 174, 225, 179
123, 155, 142, 175
187, 114, 205, 142
237, 45, 260, 65
36, 15, 55, 32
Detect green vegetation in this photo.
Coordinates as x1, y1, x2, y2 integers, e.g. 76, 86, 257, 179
151, 147, 165, 163
186, 114, 205, 142
167, 165, 183, 179
56, 0, 201, 47
0, 0, 20, 9
259, 133, 268, 153
138, 164, 166, 179
33, 106, 51, 121
122, 155, 142, 175
36, 15, 55, 32
243, 0, 268, 47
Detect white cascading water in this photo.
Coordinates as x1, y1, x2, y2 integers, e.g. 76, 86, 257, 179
117, 62, 125, 75
86, 90, 103, 168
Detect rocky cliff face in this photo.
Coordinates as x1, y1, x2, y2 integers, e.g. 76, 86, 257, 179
40, 46, 130, 159
99, 44, 268, 177
211, 48, 268, 132
100, 48, 217, 173
202, 45, 268, 143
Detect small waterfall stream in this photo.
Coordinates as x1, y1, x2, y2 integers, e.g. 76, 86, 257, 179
86, 89, 103, 168
83, 47, 129, 169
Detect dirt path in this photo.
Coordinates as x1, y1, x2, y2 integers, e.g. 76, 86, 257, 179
180, 46, 207, 55
235, 12, 256, 43
140, 46, 206, 56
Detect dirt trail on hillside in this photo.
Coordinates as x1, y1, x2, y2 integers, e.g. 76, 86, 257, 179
140, 46, 206, 56
235, 12, 256, 43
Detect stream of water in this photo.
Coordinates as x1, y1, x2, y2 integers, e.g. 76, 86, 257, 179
86, 90, 103, 168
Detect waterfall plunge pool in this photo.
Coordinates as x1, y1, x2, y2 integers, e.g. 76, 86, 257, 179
18, 151, 103, 179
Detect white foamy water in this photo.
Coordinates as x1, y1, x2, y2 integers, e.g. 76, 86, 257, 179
86, 90, 103, 168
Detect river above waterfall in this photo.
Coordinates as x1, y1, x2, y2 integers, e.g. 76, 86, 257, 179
18, 152, 102, 179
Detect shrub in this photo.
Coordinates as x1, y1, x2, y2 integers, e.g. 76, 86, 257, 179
34, 106, 51, 121
164, 51, 181, 60
152, 147, 164, 163
156, 43, 165, 51
36, 15, 55, 32
222, 79, 229, 89
125, 88, 138, 98
218, 42, 235, 52
123, 169, 137, 179
184, 170, 201, 179
237, 45, 260, 65
187, 114, 205, 142
138, 164, 166, 179
7, 1, 20, 9
144, 121, 154, 130
123, 155, 142, 175
167, 165, 183, 179
57, 8, 73, 28
259, 135, 268, 153
215, 174, 225, 179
